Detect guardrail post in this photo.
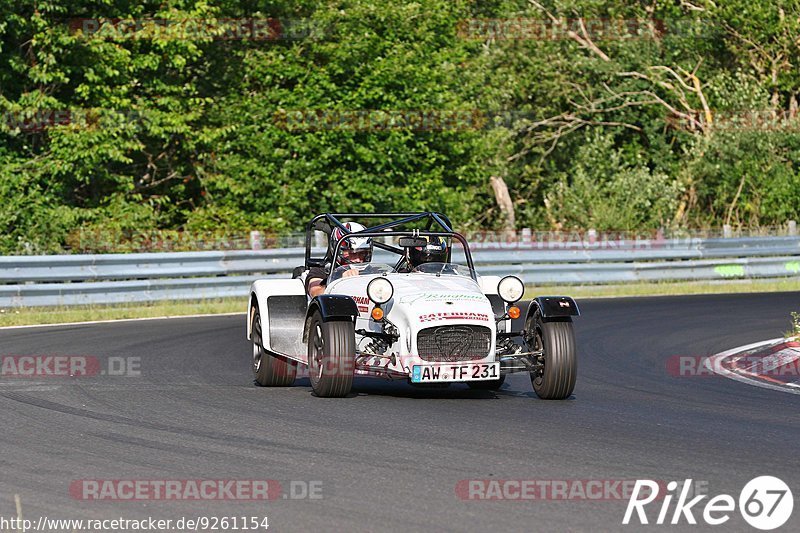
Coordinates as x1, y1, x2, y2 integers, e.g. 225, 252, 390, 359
588, 228, 597, 246
789, 220, 797, 236
249, 231, 263, 250
723, 225, 732, 238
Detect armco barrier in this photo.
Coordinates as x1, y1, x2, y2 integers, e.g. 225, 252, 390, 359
1, 236, 799, 307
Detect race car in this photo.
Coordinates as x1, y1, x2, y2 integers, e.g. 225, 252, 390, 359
246, 212, 579, 399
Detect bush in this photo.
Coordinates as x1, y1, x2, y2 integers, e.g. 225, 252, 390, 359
544, 132, 681, 230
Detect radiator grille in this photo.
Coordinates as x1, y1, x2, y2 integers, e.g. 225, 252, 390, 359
416, 325, 492, 362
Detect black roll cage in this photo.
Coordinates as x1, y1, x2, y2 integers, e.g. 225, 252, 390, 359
303, 212, 476, 280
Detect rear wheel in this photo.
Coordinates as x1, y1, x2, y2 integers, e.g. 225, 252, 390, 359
526, 311, 576, 400
307, 312, 355, 398
251, 304, 296, 387
467, 375, 506, 390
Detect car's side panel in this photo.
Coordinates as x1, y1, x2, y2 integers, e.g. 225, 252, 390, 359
267, 295, 307, 356
249, 279, 307, 362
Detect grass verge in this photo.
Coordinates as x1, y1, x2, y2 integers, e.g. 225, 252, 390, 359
0, 298, 244, 327
524, 278, 800, 299
1, 278, 799, 327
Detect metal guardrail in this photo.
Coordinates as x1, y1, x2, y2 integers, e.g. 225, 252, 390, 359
1, 236, 799, 307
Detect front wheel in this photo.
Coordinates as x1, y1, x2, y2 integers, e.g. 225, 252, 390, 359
526, 311, 576, 400
307, 312, 355, 397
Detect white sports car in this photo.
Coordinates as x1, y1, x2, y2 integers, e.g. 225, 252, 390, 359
247, 212, 579, 398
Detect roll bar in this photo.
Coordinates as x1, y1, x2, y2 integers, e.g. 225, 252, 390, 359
329, 230, 475, 280
302, 212, 474, 279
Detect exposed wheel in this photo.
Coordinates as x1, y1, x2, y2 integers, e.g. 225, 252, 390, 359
526, 311, 576, 400
467, 375, 506, 390
307, 312, 355, 397
251, 304, 296, 387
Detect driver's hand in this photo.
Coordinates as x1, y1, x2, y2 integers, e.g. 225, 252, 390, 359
342, 268, 359, 278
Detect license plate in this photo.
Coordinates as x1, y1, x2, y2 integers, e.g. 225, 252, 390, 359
411, 362, 500, 383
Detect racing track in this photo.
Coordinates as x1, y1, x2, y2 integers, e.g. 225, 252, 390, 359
0, 292, 798, 532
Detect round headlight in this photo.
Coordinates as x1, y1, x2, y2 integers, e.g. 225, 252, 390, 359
497, 276, 524, 303
367, 277, 394, 305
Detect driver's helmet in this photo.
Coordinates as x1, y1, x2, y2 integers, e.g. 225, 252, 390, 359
407, 236, 449, 269
331, 222, 373, 266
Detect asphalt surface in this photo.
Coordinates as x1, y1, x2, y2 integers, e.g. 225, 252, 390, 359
1, 292, 799, 532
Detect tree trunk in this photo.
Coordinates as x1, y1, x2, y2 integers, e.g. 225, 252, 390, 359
490, 176, 516, 235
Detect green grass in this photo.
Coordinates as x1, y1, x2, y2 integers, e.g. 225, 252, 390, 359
0, 298, 244, 327
2, 279, 799, 327
789, 311, 800, 339
524, 278, 800, 299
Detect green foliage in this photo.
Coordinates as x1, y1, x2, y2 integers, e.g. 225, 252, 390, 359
0, 0, 799, 253
686, 131, 800, 227
545, 132, 680, 230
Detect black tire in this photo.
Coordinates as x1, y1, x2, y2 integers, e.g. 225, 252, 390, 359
467, 375, 506, 390
526, 311, 576, 400
307, 312, 355, 398
251, 304, 296, 387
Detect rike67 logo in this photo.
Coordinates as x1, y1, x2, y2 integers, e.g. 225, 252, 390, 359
623, 476, 793, 530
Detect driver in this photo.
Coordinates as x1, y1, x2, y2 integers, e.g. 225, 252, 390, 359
305, 222, 373, 297
402, 236, 449, 271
